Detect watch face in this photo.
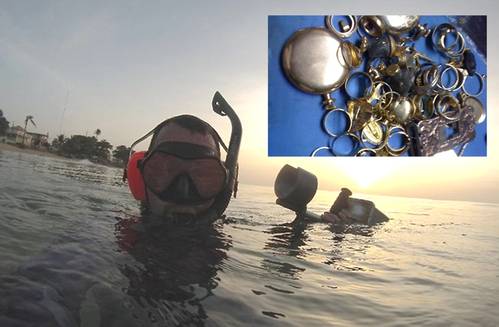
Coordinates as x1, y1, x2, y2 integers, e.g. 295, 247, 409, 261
380, 15, 420, 34
282, 28, 349, 94
464, 96, 486, 124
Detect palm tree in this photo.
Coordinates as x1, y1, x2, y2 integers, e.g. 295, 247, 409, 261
94, 128, 101, 139
22, 115, 36, 146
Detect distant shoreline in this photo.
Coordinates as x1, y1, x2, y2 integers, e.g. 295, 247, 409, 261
0, 143, 123, 169
0, 143, 62, 159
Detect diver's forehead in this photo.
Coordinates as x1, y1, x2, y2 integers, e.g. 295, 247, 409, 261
152, 123, 217, 150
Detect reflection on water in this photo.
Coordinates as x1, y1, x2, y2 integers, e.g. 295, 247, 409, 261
115, 216, 231, 325
1, 150, 499, 326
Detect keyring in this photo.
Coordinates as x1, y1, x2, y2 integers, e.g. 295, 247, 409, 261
345, 71, 373, 99
326, 15, 357, 38
330, 133, 361, 156
322, 108, 352, 137
463, 72, 485, 97
311, 146, 333, 157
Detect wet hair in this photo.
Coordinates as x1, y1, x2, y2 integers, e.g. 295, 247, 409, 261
148, 115, 221, 154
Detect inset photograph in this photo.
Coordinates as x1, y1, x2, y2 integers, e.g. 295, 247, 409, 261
268, 15, 487, 156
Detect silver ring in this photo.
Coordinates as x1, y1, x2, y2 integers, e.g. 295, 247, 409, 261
435, 94, 460, 121
438, 64, 460, 91
386, 126, 410, 156
345, 71, 373, 99
330, 133, 361, 156
311, 146, 332, 157
322, 108, 352, 137
462, 72, 485, 97
326, 15, 358, 38
355, 148, 377, 157
432, 23, 465, 57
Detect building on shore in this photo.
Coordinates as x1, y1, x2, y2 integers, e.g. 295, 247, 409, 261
3, 126, 49, 149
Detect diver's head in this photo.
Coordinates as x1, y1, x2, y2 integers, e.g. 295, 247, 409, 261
142, 115, 226, 218
124, 92, 242, 224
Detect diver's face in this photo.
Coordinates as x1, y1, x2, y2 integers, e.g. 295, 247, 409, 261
145, 123, 218, 217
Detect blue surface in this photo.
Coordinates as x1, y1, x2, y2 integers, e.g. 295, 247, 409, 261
268, 16, 487, 156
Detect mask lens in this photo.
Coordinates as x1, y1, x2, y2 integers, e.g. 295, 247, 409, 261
142, 153, 226, 199
142, 153, 182, 194
188, 158, 227, 198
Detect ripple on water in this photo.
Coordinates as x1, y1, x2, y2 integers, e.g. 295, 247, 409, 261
1, 152, 499, 326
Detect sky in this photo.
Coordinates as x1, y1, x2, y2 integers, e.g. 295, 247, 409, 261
1, 0, 498, 203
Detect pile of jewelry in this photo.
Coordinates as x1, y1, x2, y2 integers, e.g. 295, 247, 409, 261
281, 15, 486, 156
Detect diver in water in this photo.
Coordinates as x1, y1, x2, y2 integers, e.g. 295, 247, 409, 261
123, 92, 242, 224
321, 188, 353, 224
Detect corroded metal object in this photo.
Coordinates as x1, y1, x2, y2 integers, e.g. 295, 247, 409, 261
410, 106, 476, 156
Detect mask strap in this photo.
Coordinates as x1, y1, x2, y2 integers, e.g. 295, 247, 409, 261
122, 127, 157, 182
210, 127, 228, 153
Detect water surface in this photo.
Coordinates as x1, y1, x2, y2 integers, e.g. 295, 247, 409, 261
0, 150, 498, 326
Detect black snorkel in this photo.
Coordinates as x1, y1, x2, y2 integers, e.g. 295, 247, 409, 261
208, 91, 242, 221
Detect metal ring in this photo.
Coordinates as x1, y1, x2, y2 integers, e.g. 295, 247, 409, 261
411, 94, 434, 119
345, 71, 373, 99
444, 32, 465, 57
438, 64, 460, 91
330, 133, 361, 156
462, 72, 485, 97
326, 15, 358, 38
368, 80, 392, 104
360, 120, 387, 150
378, 90, 400, 112
355, 148, 377, 157
436, 94, 460, 121
322, 108, 352, 137
432, 24, 465, 58
311, 146, 333, 157
359, 16, 384, 37
385, 126, 410, 156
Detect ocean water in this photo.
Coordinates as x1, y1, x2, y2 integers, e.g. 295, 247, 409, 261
0, 150, 498, 326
